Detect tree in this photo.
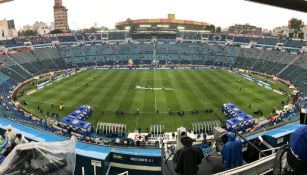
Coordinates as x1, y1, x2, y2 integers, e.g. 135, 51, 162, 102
125, 18, 136, 34
18, 30, 38, 36
49, 29, 64, 34
263, 32, 272, 37
204, 25, 215, 33
288, 18, 304, 38
81, 27, 97, 33
215, 26, 222, 33
89, 27, 97, 33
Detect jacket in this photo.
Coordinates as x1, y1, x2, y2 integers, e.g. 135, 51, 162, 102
174, 136, 204, 175
221, 132, 243, 169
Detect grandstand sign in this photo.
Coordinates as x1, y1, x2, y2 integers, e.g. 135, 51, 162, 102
130, 157, 155, 163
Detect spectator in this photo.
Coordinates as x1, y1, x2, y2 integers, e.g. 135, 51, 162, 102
221, 132, 243, 170
115, 137, 120, 145
15, 133, 29, 145
245, 138, 267, 163
4, 125, 16, 148
173, 136, 204, 175
273, 126, 307, 175
0, 135, 4, 153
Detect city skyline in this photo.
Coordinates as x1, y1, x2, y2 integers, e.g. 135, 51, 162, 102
0, 0, 306, 31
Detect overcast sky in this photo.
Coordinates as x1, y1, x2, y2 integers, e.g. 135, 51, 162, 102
0, 0, 306, 30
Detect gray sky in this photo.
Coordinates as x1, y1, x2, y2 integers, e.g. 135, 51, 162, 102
0, 0, 306, 30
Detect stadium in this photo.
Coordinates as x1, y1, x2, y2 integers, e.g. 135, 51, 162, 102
0, 0, 307, 175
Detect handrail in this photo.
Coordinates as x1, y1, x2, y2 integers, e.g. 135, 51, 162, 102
259, 146, 281, 159
214, 153, 276, 175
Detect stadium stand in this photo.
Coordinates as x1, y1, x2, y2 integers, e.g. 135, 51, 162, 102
256, 37, 279, 46
108, 31, 127, 40
57, 35, 77, 43
233, 36, 252, 44
0, 40, 16, 48
284, 39, 306, 49
0, 35, 307, 175
3, 35, 307, 96
208, 34, 228, 43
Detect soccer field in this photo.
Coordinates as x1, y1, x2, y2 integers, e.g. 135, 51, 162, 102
18, 69, 289, 132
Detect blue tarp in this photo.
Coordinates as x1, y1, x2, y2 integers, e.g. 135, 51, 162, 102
69, 105, 92, 121
58, 105, 93, 134
59, 116, 92, 133
223, 103, 254, 132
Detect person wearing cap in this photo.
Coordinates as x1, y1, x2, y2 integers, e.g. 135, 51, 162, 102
173, 135, 204, 175
273, 125, 307, 175
221, 132, 243, 170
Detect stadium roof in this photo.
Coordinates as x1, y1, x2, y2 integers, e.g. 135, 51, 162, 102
0, 0, 13, 4
116, 14, 209, 27
247, 0, 307, 12
116, 19, 209, 26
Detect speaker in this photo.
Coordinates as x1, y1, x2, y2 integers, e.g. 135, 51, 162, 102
300, 108, 307, 125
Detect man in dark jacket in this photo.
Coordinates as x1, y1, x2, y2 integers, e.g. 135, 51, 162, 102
174, 136, 204, 175
221, 132, 243, 170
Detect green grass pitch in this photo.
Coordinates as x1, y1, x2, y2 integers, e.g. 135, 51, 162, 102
18, 69, 289, 132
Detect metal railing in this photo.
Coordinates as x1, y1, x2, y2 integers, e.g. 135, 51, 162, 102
214, 153, 276, 175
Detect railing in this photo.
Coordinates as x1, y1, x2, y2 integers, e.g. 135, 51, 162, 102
214, 154, 276, 175
259, 147, 280, 159
105, 162, 129, 175
118, 171, 129, 175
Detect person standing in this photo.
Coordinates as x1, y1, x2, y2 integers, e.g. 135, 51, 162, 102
3, 125, 16, 156
221, 132, 243, 170
4, 125, 16, 148
174, 136, 204, 175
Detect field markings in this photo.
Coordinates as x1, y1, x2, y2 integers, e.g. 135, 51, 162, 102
19, 69, 289, 131
154, 69, 157, 112
178, 70, 207, 109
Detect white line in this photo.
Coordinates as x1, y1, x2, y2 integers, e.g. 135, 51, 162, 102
154, 69, 157, 112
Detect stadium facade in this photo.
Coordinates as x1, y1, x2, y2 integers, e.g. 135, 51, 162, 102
115, 14, 209, 31
0, 6, 306, 174
0, 33, 306, 174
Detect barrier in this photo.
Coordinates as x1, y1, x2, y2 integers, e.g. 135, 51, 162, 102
150, 124, 164, 135
96, 122, 127, 136
192, 120, 221, 133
